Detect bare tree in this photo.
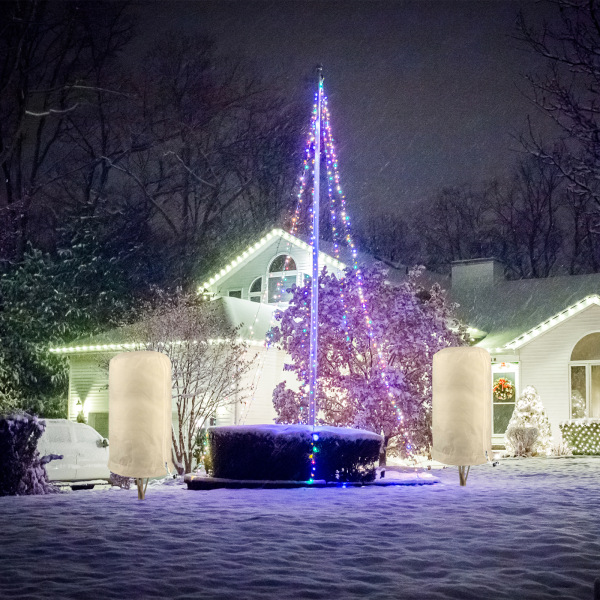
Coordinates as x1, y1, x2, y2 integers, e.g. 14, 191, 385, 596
490, 157, 564, 278
417, 185, 493, 272
132, 293, 255, 474
518, 1, 600, 220
0, 1, 133, 261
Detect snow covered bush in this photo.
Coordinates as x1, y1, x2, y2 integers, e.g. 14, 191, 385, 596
109, 472, 132, 489
130, 291, 255, 474
270, 265, 467, 462
0, 414, 61, 495
552, 439, 573, 457
559, 420, 600, 455
504, 386, 553, 456
505, 426, 539, 457
208, 425, 382, 483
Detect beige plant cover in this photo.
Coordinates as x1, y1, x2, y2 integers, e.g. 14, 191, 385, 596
431, 346, 492, 466
108, 351, 174, 478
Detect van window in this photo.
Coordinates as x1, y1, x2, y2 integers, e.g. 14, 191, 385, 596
75, 426, 101, 443
47, 425, 71, 443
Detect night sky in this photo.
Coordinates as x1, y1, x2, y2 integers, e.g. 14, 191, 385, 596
138, 1, 558, 222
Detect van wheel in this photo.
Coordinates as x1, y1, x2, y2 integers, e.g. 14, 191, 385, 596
70, 484, 95, 491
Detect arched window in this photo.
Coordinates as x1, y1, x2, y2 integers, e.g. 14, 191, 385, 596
268, 254, 298, 303
249, 277, 262, 303
570, 332, 600, 419
571, 333, 600, 361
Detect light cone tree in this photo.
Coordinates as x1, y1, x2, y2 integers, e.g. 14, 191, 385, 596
504, 385, 553, 456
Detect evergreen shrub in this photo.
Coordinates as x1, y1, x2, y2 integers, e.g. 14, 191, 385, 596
559, 420, 600, 455
208, 425, 382, 482
0, 414, 61, 495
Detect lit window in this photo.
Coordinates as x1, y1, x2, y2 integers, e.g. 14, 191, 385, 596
249, 277, 262, 303
268, 254, 298, 303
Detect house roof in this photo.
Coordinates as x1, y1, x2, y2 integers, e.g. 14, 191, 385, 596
49, 297, 277, 355
198, 227, 448, 293
452, 272, 600, 352
198, 228, 348, 294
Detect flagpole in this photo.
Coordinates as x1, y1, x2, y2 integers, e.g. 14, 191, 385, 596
308, 66, 323, 427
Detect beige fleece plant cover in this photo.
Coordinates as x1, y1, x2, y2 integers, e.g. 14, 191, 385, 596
108, 351, 174, 478
431, 346, 492, 466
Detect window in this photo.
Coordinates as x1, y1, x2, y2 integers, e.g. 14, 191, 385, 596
249, 277, 262, 303
569, 333, 600, 419
268, 254, 298, 303
492, 362, 518, 436
228, 290, 242, 299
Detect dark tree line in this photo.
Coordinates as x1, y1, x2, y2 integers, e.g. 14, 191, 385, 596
361, 0, 600, 279
0, 1, 305, 411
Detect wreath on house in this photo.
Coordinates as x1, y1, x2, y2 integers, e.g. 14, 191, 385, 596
493, 377, 514, 402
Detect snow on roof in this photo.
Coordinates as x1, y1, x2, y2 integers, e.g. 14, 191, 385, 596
198, 228, 347, 293
210, 423, 383, 441
452, 272, 600, 352
49, 297, 277, 355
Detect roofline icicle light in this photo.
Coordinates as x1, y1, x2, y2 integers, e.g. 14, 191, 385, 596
503, 295, 600, 351
197, 228, 345, 295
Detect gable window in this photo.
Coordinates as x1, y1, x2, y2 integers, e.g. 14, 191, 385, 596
228, 290, 242, 299
249, 277, 262, 303
569, 333, 600, 419
268, 254, 297, 304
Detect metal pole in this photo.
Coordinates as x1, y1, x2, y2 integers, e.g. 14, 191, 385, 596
308, 66, 323, 427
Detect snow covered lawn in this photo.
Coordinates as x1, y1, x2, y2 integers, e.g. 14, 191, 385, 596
1, 457, 599, 599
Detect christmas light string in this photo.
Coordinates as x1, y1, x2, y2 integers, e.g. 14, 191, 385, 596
296, 80, 413, 459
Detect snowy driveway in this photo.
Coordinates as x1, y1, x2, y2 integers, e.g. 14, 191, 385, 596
0, 457, 599, 599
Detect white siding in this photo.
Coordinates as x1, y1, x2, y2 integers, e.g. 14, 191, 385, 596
518, 304, 600, 439
69, 345, 295, 430
68, 354, 113, 422
214, 346, 297, 426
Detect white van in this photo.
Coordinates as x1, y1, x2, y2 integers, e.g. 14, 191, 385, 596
38, 419, 111, 488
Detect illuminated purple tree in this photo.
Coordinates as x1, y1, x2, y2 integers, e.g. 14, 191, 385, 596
270, 264, 467, 462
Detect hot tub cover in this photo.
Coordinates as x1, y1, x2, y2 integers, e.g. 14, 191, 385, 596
431, 346, 492, 466
108, 351, 174, 477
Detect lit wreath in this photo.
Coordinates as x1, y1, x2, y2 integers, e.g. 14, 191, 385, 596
493, 377, 514, 402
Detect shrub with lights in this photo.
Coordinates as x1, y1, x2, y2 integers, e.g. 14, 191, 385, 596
559, 420, 600, 455
504, 385, 553, 456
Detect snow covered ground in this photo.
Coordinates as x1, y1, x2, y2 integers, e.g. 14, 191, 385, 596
1, 457, 599, 600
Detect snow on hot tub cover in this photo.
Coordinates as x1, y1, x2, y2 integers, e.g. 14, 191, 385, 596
210, 424, 383, 442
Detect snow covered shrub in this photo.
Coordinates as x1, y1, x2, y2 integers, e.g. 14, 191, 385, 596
504, 386, 552, 455
0, 414, 61, 495
109, 472, 132, 489
559, 420, 600, 455
505, 426, 539, 457
552, 439, 573, 457
208, 425, 382, 483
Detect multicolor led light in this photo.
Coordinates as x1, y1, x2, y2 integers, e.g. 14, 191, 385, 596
292, 68, 413, 460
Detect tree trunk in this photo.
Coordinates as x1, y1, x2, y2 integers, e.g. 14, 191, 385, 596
379, 435, 390, 466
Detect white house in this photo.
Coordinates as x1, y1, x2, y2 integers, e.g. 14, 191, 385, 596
50, 229, 353, 437
451, 258, 600, 445
50, 230, 600, 448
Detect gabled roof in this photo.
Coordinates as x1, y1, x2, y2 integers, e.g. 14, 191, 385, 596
49, 297, 276, 355
198, 228, 347, 293
452, 272, 600, 352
